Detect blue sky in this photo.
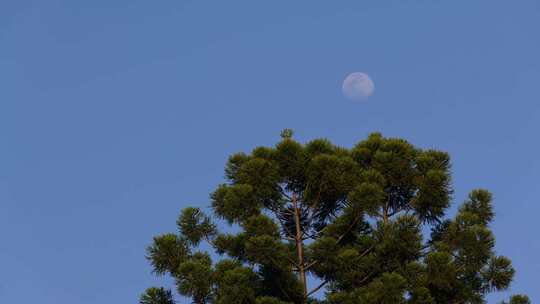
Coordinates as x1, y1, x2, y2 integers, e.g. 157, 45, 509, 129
1, 1, 539, 303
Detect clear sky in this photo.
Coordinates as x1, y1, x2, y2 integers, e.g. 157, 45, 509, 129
1, 1, 539, 303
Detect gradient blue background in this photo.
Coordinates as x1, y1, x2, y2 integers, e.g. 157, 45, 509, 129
1, 1, 539, 303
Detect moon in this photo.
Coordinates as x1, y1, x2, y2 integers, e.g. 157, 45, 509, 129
342, 72, 375, 100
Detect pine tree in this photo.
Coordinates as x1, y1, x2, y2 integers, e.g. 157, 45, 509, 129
140, 287, 176, 304
141, 131, 527, 304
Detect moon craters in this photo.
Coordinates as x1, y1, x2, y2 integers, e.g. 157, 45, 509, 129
342, 72, 375, 100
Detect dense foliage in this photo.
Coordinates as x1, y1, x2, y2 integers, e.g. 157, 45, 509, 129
140, 131, 528, 304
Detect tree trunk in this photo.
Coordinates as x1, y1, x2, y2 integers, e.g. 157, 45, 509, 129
292, 194, 307, 303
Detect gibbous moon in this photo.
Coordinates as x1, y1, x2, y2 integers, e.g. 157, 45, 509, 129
342, 72, 375, 100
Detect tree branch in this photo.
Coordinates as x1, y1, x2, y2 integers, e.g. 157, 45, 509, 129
304, 260, 318, 271
203, 235, 216, 249
336, 217, 361, 245
307, 279, 329, 297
